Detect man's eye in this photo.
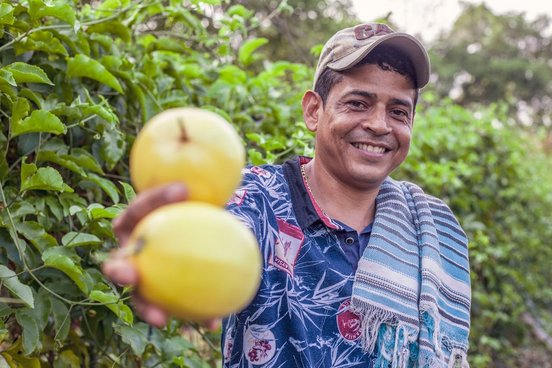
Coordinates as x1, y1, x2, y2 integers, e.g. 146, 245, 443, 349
347, 100, 365, 109
391, 109, 408, 117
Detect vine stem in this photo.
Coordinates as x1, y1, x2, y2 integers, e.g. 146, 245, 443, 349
0, 297, 26, 304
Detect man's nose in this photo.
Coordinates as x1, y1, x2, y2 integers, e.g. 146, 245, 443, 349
362, 107, 392, 135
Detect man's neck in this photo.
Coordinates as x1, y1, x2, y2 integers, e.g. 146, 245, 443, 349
302, 159, 379, 233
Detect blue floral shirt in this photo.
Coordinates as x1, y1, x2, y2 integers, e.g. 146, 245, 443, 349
222, 156, 376, 367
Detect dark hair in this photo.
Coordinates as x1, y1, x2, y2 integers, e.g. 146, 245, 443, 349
314, 44, 419, 105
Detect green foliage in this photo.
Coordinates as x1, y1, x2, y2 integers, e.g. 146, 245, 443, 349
233, 0, 359, 64
430, 3, 552, 130
395, 94, 552, 366
0, 0, 312, 366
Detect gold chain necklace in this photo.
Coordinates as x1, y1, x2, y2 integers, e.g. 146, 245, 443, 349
300, 163, 328, 216
300, 163, 312, 194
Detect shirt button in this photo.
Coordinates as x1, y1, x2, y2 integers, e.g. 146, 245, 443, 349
345, 237, 355, 244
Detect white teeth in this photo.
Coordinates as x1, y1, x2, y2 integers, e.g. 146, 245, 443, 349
353, 143, 386, 153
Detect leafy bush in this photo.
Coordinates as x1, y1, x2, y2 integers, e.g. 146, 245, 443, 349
396, 94, 552, 366
0, 0, 311, 366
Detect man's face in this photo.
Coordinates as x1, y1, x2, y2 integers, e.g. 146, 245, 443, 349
304, 63, 417, 190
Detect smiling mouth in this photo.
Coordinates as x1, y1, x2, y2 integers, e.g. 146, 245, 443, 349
352, 143, 387, 154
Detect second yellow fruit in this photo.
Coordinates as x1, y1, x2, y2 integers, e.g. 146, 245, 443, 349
129, 202, 262, 321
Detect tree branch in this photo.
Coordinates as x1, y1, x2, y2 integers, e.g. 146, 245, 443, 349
521, 312, 552, 351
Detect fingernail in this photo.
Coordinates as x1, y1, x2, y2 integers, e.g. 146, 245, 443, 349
147, 308, 168, 328
103, 258, 138, 285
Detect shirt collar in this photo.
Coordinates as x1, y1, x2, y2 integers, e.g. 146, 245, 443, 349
283, 156, 341, 230
283, 156, 375, 234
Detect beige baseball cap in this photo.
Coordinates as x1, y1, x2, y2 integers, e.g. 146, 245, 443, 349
313, 23, 430, 89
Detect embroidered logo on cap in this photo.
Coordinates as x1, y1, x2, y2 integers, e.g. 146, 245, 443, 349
354, 23, 393, 40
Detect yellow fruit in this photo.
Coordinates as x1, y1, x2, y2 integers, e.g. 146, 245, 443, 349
128, 202, 262, 321
130, 107, 245, 206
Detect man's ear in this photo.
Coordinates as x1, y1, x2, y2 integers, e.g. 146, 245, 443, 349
302, 90, 323, 132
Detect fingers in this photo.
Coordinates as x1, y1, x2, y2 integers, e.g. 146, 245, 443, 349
204, 318, 222, 331
105, 182, 187, 329
102, 254, 169, 327
132, 293, 170, 328
113, 183, 188, 246
101, 250, 139, 286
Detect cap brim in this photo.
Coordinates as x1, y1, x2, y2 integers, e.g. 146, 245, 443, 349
327, 33, 430, 88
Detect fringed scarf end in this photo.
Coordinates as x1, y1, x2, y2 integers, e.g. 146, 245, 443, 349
350, 299, 397, 354
351, 298, 420, 368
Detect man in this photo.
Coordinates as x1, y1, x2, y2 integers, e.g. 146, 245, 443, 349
103, 23, 471, 367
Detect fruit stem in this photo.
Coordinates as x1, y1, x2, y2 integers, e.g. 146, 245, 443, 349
178, 118, 188, 142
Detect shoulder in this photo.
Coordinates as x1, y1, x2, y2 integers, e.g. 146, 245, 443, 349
241, 163, 283, 182
393, 179, 467, 240
393, 179, 454, 212
226, 163, 287, 207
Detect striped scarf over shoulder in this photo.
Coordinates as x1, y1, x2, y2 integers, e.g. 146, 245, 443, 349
351, 178, 471, 368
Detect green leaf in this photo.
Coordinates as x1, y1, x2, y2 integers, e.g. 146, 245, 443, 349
86, 173, 120, 204
32, 289, 52, 331
28, 0, 76, 26
227, 4, 253, 18
0, 69, 16, 86
119, 181, 136, 203
16, 221, 58, 251
0, 3, 14, 25
14, 31, 69, 56
66, 54, 123, 93
80, 103, 118, 124
54, 350, 80, 368
51, 298, 70, 342
69, 148, 104, 174
88, 205, 122, 220
162, 335, 195, 358
0, 265, 34, 308
114, 324, 150, 355
20, 163, 73, 193
192, 0, 221, 5
11, 110, 66, 138
217, 65, 247, 84
2, 353, 41, 368
99, 127, 126, 170
45, 196, 64, 222
15, 310, 40, 355
5, 201, 35, 219
238, 38, 268, 65
2, 62, 53, 85
96, 0, 130, 12
61, 232, 102, 248
0, 303, 12, 318
11, 97, 30, 127
87, 21, 131, 43
42, 247, 90, 294
89, 290, 133, 325
36, 151, 86, 176
19, 88, 43, 109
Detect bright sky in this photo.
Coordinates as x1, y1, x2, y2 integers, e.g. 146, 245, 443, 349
351, 0, 552, 42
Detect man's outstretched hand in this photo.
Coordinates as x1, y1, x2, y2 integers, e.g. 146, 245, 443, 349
102, 183, 188, 328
